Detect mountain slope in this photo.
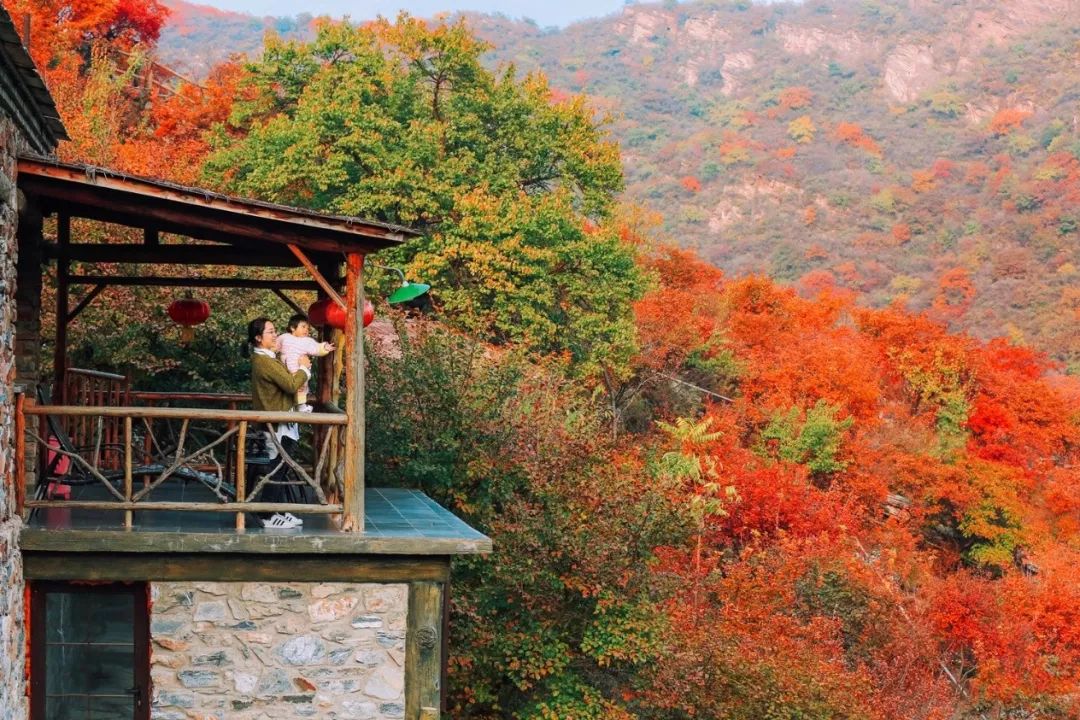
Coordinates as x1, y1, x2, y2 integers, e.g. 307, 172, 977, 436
473, 0, 1080, 369
156, 0, 1080, 370
159, 0, 314, 76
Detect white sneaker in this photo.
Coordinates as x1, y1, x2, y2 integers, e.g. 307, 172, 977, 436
262, 513, 302, 529
283, 512, 304, 526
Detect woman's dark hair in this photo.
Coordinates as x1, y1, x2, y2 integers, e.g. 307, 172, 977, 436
287, 314, 309, 332
242, 317, 271, 358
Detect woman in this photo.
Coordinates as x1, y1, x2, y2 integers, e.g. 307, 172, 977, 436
244, 317, 311, 529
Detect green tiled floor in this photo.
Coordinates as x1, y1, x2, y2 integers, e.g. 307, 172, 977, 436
25, 482, 491, 555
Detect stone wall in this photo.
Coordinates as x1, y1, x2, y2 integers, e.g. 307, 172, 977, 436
150, 581, 408, 720
0, 114, 28, 720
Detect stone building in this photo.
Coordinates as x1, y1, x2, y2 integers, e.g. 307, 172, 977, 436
0, 4, 66, 718
0, 5, 489, 719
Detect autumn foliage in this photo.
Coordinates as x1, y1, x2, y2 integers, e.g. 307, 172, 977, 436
834, 121, 883, 155
679, 174, 701, 192
25, 7, 1080, 719
989, 107, 1032, 136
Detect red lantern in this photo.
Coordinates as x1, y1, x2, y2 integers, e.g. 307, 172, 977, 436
308, 298, 374, 329
167, 293, 210, 344
308, 298, 346, 330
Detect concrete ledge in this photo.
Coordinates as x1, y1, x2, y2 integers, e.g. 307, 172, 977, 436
20, 528, 491, 555
22, 487, 492, 555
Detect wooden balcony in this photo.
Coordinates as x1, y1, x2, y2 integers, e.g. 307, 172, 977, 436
15, 390, 491, 556
13, 157, 490, 557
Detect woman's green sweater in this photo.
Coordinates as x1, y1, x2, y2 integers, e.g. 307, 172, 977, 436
251, 353, 308, 412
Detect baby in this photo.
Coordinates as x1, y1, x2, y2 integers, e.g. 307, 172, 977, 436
276, 313, 335, 411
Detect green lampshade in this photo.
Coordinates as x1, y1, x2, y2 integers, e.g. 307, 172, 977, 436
387, 282, 430, 304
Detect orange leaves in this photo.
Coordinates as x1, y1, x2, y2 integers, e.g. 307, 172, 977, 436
722, 276, 881, 422
110, 61, 251, 183
717, 134, 754, 165
798, 269, 835, 296
10, 0, 168, 69
910, 169, 936, 193
890, 222, 912, 244
932, 267, 976, 319
634, 245, 723, 371
632, 251, 1079, 717
679, 175, 701, 192
778, 85, 813, 111
833, 121, 882, 156
988, 107, 1032, 136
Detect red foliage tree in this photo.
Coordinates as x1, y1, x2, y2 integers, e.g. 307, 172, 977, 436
679, 175, 702, 192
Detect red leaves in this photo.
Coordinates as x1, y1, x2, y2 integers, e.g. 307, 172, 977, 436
890, 222, 912, 244
634, 248, 1079, 715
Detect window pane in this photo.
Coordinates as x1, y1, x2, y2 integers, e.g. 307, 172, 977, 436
46, 645, 92, 695
46, 593, 87, 644
45, 694, 85, 720
41, 587, 139, 719
85, 646, 134, 694
88, 695, 135, 720
86, 595, 135, 644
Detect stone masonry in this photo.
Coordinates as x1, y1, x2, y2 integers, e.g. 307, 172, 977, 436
150, 582, 408, 720
0, 114, 28, 720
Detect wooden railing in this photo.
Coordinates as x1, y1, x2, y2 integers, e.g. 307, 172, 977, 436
23, 403, 350, 530
61, 368, 129, 470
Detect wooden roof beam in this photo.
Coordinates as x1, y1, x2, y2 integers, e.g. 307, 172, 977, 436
289, 244, 346, 309
43, 242, 311, 268
24, 182, 372, 253
69, 275, 324, 291
17, 157, 415, 255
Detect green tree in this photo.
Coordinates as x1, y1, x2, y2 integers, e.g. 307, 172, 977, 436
759, 399, 854, 475
205, 16, 643, 378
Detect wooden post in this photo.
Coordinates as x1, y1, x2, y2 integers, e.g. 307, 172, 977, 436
342, 253, 365, 532
35, 412, 47, 517
315, 260, 340, 409
14, 391, 25, 518
123, 416, 133, 529
406, 581, 445, 720
55, 214, 70, 401
235, 421, 246, 530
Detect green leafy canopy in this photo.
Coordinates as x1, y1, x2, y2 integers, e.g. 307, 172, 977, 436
205, 15, 643, 378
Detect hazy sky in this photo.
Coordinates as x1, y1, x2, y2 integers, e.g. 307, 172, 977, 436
202, 0, 630, 27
